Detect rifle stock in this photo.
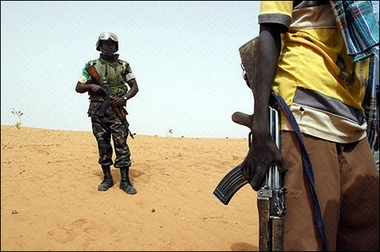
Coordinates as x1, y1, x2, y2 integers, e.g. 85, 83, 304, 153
86, 65, 103, 87
86, 65, 134, 139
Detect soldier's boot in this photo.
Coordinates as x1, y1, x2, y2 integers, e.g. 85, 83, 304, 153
98, 165, 114, 191
119, 167, 137, 195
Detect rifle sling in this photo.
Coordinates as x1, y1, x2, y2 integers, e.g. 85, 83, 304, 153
271, 91, 328, 251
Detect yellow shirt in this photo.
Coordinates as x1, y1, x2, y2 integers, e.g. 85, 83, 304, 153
259, 1, 369, 143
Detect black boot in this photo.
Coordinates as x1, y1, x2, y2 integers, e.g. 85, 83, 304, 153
119, 167, 137, 194
98, 165, 114, 191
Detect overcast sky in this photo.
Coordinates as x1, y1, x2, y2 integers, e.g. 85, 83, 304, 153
1, 1, 260, 138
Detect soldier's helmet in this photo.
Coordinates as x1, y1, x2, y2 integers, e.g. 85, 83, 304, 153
96, 32, 119, 52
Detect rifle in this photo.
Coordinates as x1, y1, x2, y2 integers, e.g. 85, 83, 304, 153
86, 64, 134, 139
213, 37, 286, 251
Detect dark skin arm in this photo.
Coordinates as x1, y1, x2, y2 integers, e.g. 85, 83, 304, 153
75, 82, 102, 94
241, 23, 288, 191
75, 78, 139, 107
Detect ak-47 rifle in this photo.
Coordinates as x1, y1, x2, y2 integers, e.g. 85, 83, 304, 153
86, 64, 134, 139
213, 37, 286, 251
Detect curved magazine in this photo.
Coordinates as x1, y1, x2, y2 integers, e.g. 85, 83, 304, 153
213, 165, 248, 205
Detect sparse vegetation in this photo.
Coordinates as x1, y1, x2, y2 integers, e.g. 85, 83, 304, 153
11, 108, 23, 129
167, 129, 173, 137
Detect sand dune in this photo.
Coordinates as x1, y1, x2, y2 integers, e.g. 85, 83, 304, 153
1, 125, 260, 251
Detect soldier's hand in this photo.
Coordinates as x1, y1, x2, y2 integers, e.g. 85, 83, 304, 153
241, 133, 288, 191
110, 96, 124, 107
89, 84, 104, 94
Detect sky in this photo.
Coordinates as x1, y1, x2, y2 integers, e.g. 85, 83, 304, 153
1, 1, 261, 138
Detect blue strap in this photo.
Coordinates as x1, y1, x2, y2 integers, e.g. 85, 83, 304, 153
271, 91, 328, 250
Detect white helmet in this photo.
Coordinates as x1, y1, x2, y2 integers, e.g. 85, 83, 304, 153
96, 32, 119, 52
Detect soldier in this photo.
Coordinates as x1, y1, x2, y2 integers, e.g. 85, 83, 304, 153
75, 32, 139, 195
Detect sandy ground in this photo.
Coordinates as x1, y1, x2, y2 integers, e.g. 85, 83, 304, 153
1, 125, 260, 251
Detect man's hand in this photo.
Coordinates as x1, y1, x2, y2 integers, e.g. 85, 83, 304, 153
89, 84, 104, 94
241, 132, 288, 191
110, 96, 125, 107
75, 82, 104, 94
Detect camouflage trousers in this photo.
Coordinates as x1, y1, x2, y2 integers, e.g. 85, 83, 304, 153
91, 115, 131, 168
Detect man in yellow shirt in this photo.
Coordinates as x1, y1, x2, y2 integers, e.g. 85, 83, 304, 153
241, 1, 379, 250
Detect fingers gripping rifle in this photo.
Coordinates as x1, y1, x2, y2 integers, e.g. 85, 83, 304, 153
213, 37, 287, 251
86, 65, 134, 139
214, 108, 286, 251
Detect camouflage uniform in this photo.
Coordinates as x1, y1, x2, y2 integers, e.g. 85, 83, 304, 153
85, 57, 134, 169
76, 32, 138, 195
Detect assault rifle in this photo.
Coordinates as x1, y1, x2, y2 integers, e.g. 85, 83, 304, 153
86, 65, 134, 139
213, 37, 286, 251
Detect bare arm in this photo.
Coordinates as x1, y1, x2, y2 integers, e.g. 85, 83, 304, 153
124, 79, 139, 100
242, 23, 288, 191
251, 24, 282, 133
75, 82, 103, 94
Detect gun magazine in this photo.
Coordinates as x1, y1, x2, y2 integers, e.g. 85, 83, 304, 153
213, 165, 248, 205
98, 99, 111, 117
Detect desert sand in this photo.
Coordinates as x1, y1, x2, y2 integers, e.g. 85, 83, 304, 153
1, 125, 260, 251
